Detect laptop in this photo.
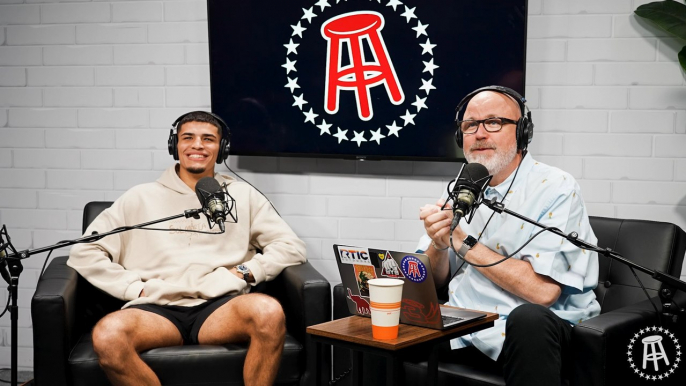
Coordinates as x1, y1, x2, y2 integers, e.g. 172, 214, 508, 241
334, 244, 487, 330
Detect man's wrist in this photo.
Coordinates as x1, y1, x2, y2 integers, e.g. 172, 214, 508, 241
432, 239, 449, 251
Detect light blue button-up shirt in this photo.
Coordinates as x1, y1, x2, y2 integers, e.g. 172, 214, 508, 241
417, 153, 601, 360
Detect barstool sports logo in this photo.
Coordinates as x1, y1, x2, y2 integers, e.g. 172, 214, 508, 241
627, 326, 682, 383
283, 0, 438, 147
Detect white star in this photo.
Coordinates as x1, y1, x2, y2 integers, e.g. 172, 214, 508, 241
420, 38, 437, 55
386, 120, 402, 137
284, 39, 300, 55
412, 21, 429, 38
369, 128, 386, 144
400, 6, 417, 23
291, 21, 307, 38
292, 94, 308, 110
352, 131, 367, 147
282, 58, 297, 74
640, 329, 646, 334
412, 95, 428, 111
303, 108, 318, 124
658, 327, 665, 332
301, 7, 317, 23
386, 0, 403, 11
316, 119, 332, 135
284, 77, 300, 92
416, 78, 433, 94
315, 0, 331, 12
423, 58, 439, 75
333, 127, 349, 143
401, 110, 416, 126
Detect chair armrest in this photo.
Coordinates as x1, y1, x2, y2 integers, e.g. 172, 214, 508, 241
571, 297, 661, 386
268, 261, 331, 342
31, 256, 79, 386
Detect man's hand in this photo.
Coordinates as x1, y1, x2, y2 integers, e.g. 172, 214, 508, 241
420, 199, 456, 250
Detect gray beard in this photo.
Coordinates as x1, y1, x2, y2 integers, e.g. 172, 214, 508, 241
465, 143, 517, 177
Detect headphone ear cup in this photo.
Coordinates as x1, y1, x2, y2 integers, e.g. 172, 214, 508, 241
455, 129, 463, 149
168, 129, 179, 160
216, 136, 230, 164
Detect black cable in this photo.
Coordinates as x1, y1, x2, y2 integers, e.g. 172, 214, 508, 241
328, 366, 351, 385
223, 159, 281, 217
39, 248, 55, 278
0, 294, 10, 319
444, 153, 524, 280
629, 266, 662, 327
451, 226, 560, 268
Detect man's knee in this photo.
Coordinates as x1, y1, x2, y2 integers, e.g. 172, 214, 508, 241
247, 295, 286, 339
92, 313, 134, 364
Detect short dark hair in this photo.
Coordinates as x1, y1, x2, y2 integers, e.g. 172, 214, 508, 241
176, 111, 225, 138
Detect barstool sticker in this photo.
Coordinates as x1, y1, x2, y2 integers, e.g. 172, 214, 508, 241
626, 326, 681, 381
400, 255, 427, 283
284, 0, 437, 147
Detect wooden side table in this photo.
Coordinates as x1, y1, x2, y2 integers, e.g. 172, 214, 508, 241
307, 312, 498, 386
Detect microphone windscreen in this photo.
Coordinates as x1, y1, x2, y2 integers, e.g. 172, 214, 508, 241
462, 163, 490, 183
195, 177, 221, 207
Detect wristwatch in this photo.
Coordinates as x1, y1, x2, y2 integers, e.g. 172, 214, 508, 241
457, 235, 478, 259
236, 264, 254, 283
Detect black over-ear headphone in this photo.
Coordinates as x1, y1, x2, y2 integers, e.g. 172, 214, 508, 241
168, 111, 231, 164
454, 85, 534, 151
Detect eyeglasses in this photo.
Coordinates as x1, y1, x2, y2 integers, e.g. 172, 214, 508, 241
456, 117, 518, 134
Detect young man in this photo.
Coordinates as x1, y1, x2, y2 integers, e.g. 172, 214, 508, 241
417, 87, 600, 386
68, 111, 306, 386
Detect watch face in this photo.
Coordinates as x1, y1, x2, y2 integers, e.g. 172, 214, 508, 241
237, 265, 248, 273
464, 236, 478, 247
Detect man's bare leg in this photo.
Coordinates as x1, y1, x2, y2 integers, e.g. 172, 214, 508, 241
91, 309, 183, 386
198, 293, 286, 386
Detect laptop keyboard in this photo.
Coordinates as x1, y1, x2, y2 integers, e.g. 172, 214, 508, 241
442, 315, 465, 326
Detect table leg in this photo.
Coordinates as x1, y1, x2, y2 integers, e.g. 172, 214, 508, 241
386, 354, 401, 386
352, 350, 363, 386
427, 346, 439, 385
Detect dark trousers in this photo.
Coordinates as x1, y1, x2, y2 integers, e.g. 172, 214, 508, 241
500, 303, 573, 386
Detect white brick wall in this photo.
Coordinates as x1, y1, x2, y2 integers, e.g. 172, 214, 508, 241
1, 0, 685, 372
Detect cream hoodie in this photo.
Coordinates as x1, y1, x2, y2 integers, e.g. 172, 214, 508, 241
67, 165, 307, 308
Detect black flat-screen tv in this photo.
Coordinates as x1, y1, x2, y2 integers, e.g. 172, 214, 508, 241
208, 0, 527, 161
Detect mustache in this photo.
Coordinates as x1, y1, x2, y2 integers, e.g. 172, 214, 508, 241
468, 141, 496, 152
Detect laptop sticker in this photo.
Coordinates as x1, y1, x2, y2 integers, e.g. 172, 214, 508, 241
353, 264, 377, 297
347, 287, 371, 316
402, 298, 441, 324
379, 251, 405, 278
338, 246, 374, 266
400, 255, 427, 283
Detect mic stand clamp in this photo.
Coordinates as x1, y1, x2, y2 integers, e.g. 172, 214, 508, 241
482, 198, 686, 326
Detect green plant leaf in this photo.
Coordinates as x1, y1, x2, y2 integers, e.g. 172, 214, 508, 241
635, 1, 686, 40
679, 46, 686, 72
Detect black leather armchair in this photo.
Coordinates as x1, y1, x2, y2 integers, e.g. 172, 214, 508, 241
31, 201, 331, 386
332, 216, 686, 385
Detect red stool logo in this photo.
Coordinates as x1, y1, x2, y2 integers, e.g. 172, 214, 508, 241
321, 11, 404, 121
283, 1, 438, 146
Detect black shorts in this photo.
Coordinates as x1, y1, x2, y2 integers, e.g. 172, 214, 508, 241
129, 294, 237, 345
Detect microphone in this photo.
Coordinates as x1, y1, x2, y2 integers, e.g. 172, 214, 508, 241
195, 177, 228, 232
449, 162, 491, 231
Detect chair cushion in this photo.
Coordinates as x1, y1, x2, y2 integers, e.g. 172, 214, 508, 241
68, 332, 303, 386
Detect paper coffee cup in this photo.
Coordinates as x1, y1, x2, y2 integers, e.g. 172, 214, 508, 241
368, 278, 404, 340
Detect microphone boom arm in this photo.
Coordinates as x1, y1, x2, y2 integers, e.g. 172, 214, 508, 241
483, 197, 686, 325
0, 207, 204, 386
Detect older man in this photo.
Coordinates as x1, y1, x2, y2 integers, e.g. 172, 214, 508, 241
418, 86, 600, 386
